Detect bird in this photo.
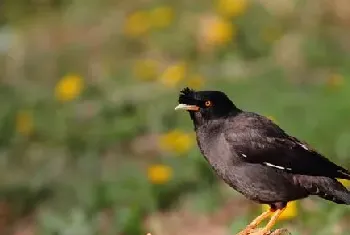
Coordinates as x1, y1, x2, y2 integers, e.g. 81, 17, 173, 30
174, 87, 350, 235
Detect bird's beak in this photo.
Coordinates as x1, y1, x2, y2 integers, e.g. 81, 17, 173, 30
175, 104, 200, 111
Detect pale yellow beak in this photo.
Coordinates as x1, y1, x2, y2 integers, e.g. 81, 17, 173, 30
175, 104, 200, 111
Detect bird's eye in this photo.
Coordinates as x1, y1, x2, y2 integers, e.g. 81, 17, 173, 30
205, 100, 212, 107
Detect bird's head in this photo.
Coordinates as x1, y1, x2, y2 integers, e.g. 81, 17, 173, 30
175, 87, 239, 125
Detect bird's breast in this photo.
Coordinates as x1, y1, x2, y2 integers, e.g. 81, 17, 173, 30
196, 126, 241, 183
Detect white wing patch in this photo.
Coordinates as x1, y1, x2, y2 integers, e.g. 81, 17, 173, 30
299, 143, 309, 150
264, 162, 292, 171
240, 153, 293, 171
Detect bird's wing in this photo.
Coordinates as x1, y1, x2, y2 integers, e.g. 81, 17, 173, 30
224, 114, 350, 179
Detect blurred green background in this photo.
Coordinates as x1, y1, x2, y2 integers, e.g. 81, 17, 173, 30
0, 0, 350, 234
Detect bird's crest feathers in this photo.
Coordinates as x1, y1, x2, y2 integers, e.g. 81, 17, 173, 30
179, 87, 196, 104
180, 87, 195, 96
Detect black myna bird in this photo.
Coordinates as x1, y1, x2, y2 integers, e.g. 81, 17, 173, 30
175, 87, 350, 235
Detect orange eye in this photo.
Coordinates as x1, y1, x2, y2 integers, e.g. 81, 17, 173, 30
205, 100, 212, 107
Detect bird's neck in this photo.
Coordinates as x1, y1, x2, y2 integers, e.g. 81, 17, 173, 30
190, 109, 241, 130
189, 112, 205, 129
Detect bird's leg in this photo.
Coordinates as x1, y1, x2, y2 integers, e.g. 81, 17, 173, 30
237, 209, 273, 235
247, 210, 274, 229
258, 207, 286, 235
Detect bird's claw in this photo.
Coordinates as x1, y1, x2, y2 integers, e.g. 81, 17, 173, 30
236, 230, 252, 235
252, 229, 270, 235
237, 228, 271, 235
236, 227, 257, 235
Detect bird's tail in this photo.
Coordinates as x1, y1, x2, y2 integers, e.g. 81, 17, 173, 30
336, 190, 350, 205
337, 168, 350, 180
319, 183, 350, 205
319, 188, 350, 205
308, 177, 350, 205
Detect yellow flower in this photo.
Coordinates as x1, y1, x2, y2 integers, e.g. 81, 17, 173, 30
186, 74, 205, 89
147, 164, 173, 184
133, 59, 159, 81
160, 63, 187, 88
262, 201, 297, 221
327, 74, 344, 90
338, 179, 350, 188
217, 0, 248, 18
55, 74, 84, 102
16, 110, 34, 136
203, 16, 236, 46
149, 6, 174, 29
124, 11, 150, 37
159, 129, 194, 154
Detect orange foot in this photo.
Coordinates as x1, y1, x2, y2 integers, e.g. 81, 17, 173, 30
237, 210, 272, 235
237, 207, 286, 235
